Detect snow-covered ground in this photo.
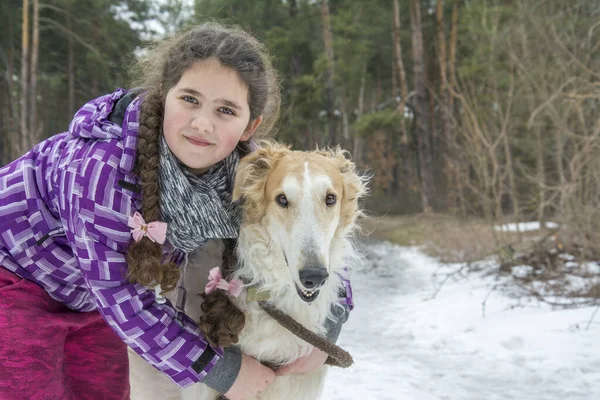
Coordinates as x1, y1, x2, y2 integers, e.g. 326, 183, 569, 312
323, 240, 599, 400
495, 221, 559, 232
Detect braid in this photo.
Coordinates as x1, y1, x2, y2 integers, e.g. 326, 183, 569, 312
126, 90, 180, 292
198, 239, 246, 348
137, 91, 162, 222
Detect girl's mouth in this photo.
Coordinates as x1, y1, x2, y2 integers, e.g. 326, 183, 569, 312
185, 136, 213, 147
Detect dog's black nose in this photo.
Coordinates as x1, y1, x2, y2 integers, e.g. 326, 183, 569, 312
299, 268, 329, 289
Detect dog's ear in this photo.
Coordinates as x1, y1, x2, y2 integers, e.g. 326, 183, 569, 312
326, 147, 368, 202
233, 141, 290, 203
321, 147, 368, 232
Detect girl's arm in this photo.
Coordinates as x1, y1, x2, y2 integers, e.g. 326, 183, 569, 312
64, 155, 223, 389
326, 272, 354, 342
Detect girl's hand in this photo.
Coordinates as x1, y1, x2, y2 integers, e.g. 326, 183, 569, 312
224, 354, 275, 400
275, 348, 328, 376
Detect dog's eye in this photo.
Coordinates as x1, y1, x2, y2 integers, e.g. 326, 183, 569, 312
276, 194, 288, 208
325, 194, 337, 206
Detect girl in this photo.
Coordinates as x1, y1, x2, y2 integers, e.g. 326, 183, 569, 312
0, 22, 351, 400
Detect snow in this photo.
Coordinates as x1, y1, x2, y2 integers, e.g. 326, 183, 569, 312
323, 240, 599, 400
494, 221, 559, 232
584, 263, 600, 275
510, 265, 534, 278
563, 261, 600, 275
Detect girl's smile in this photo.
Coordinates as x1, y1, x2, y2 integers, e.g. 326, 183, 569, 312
184, 135, 214, 147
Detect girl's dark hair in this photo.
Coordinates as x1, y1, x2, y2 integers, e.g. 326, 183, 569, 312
197, 239, 245, 348
126, 23, 280, 340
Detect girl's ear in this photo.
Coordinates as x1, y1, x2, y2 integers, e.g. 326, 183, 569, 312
240, 115, 263, 142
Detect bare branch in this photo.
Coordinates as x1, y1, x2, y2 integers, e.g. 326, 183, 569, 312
526, 77, 576, 129
586, 306, 599, 331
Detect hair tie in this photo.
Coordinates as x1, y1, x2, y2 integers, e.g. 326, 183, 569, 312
205, 267, 243, 297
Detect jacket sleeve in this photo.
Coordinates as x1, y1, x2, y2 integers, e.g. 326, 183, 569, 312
65, 156, 223, 389
324, 271, 354, 343
339, 273, 354, 311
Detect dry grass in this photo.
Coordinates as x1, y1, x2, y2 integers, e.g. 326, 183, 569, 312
363, 213, 542, 264
363, 213, 600, 304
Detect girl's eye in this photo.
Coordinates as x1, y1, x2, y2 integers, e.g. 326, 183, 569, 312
276, 194, 288, 208
325, 194, 337, 206
218, 107, 235, 116
182, 95, 198, 104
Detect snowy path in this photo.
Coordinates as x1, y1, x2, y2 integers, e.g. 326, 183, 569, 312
322, 241, 600, 400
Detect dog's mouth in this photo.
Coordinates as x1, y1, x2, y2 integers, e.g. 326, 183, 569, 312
283, 251, 322, 303
295, 283, 320, 303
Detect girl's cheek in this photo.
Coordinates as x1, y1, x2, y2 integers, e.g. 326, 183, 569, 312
224, 131, 242, 148
163, 110, 187, 136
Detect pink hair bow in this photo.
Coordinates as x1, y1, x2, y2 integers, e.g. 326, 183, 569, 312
205, 267, 243, 297
127, 212, 167, 244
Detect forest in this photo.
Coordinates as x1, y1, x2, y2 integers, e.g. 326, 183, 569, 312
1, 0, 599, 269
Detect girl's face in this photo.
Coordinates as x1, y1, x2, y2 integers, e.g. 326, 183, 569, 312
163, 58, 262, 175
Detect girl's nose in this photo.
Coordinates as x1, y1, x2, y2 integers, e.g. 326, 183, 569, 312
191, 115, 214, 133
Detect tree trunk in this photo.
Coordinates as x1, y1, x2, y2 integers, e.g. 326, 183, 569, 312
287, 0, 299, 148
410, 0, 434, 213
7, 19, 15, 123
4, 18, 17, 163
340, 97, 350, 145
393, 0, 409, 147
0, 76, 11, 164
554, 118, 566, 210
392, 0, 411, 194
436, 0, 457, 212
391, 58, 397, 98
375, 73, 382, 108
68, 13, 75, 118
289, 0, 297, 18
28, 0, 39, 144
20, 0, 30, 155
428, 79, 437, 163
321, 0, 336, 146
448, 0, 458, 112
353, 63, 367, 166
436, 0, 451, 143
446, 0, 462, 213
90, 16, 100, 97
535, 123, 546, 227
501, 63, 521, 238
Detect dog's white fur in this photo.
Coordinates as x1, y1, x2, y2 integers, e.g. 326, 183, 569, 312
131, 143, 366, 400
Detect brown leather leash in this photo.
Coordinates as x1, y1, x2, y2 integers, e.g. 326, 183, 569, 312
258, 301, 354, 368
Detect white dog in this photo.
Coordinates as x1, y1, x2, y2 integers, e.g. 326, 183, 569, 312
130, 142, 366, 400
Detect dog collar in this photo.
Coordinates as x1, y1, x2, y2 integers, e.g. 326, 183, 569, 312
246, 286, 271, 302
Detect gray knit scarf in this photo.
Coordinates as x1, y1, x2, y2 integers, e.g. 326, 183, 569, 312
159, 136, 241, 253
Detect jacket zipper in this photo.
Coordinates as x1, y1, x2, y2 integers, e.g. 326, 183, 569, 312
36, 227, 66, 246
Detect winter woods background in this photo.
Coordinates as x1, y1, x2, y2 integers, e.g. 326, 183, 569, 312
1, 1, 599, 285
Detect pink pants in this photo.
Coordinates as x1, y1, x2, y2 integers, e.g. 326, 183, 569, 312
0, 267, 129, 400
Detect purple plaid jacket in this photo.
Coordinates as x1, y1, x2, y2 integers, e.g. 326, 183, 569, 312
0, 89, 223, 387
0, 89, 354, 388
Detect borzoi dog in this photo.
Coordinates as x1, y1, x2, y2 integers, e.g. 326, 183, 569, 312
130, 142, 366, 400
